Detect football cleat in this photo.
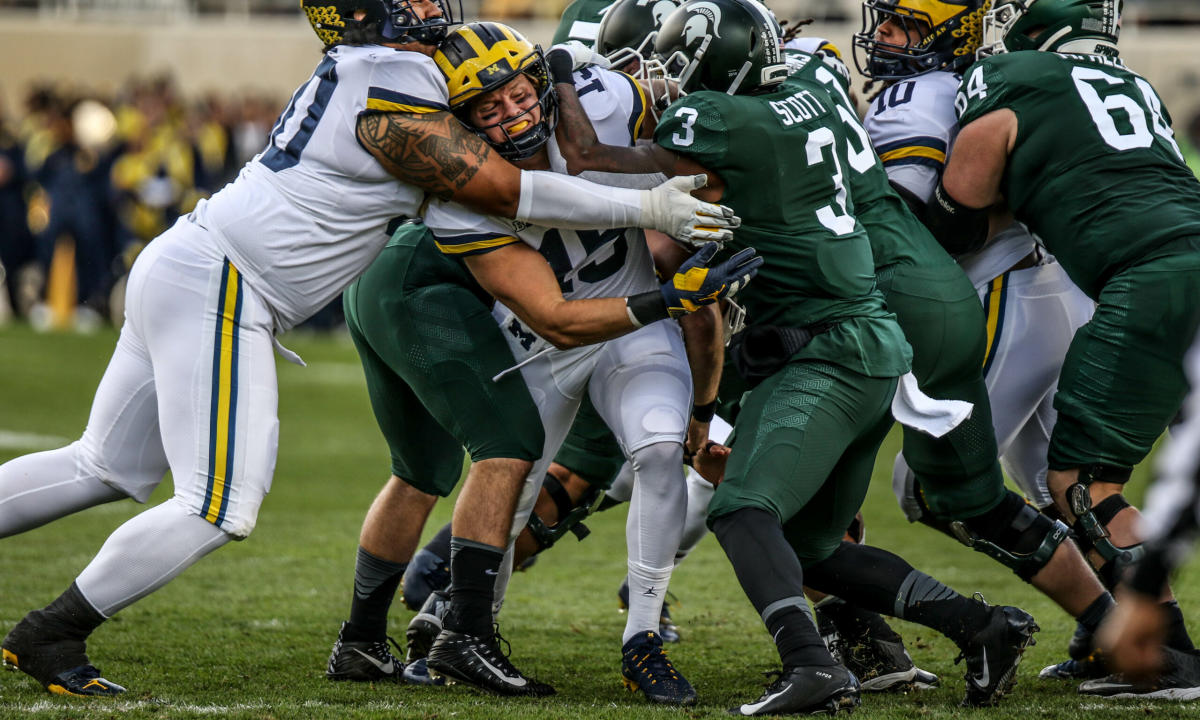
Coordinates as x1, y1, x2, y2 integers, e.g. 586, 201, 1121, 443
620, 631, 696, 705
956, 601, 1039, 707
401, 547, 451, 611
426, 627, 555, 697
2, 614, 125, 696
730, 664, 860, 716
817, 598, 938, 693
325, 621, 404, 682
618, 580, 680, 643
405, 589, 450, 663
1039, 654, 1108, 680
1078, 647, 1200, 700
402, 656, 446, 686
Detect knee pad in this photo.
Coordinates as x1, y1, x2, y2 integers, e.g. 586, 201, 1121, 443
525, 473, 604, 552
953, 492, 1069, 581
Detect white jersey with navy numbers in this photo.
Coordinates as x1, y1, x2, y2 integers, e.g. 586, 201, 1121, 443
862, 69, 1034, 287
424, 66, 656, 320
191, 45, 448, 331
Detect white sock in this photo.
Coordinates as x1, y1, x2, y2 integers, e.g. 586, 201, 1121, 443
623, 441, 686, 644
674, 467, 716, 564
0, 443, 128, 538
76, 498, 232, 616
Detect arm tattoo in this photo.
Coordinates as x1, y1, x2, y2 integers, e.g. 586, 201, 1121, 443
357, 111, 491, 200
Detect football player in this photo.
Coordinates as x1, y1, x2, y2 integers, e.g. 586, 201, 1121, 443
1099, 326, 1200, 695
931, 0, 1200, 697
0, 0, 742, 697
554, 0, 1053, 712
853, 0, 1116, 682
420, 22, 756, 703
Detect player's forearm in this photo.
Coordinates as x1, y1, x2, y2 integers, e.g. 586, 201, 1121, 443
517, 296, 640, 349
681, 303, 723, 405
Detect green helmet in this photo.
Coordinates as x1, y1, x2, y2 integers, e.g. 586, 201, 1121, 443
978, 0, 1121, 58
649, 0, 788, 96
595, 0, 683, 73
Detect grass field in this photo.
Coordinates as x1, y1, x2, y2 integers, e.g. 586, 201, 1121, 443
0, 323, 1197, 719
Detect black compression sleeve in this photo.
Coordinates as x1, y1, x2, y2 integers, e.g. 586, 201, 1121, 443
923, 182, 990, 255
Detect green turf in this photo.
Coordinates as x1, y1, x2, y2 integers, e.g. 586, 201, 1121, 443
0, 323, 1196, 719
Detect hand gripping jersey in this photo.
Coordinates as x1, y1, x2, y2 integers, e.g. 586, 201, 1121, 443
190, 45, 448, 331
956, 51, 1200, 299
862, 67, 1034, 286
424, 66, 655, 329
655, 71, 910, 378
553, 0, 619, 46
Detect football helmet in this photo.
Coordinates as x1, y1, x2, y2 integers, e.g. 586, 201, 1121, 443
434, 22, 558, 160
853, 0, 992, 80
301, 0, 461, 47
648, 0, 788, 97
595, 0, 683, 73
978, 0, 1120, 58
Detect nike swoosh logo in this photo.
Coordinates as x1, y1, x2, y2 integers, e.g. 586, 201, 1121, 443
351, 648, 394, 675
484, 569, 499, 576
973, 648, 990, 688
471, 649, 527, 687
741, 682, 791, 714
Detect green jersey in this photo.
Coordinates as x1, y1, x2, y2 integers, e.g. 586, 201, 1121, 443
783, 48, 955, 271
552, 0, 617, 46
655, 80, 911, 377
957, 51, 1200, 299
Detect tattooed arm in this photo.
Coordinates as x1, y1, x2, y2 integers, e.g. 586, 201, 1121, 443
357, 110, 523, 216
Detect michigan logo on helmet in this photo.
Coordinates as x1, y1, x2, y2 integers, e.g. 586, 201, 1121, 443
434, 22, 559, 160
978, 0, 1120, 58
300, 0, 461, 48
595, 0, 683, 74
649, 0, 787, 96
853, 0, 992, 80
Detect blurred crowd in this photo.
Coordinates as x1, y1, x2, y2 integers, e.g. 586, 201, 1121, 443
0, 75, 287, 331
0, 71, 1198, 334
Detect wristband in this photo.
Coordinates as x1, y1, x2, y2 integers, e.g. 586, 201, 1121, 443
691, 400, 717, 423
546, 49, 575, 86
625, 291, 670, 328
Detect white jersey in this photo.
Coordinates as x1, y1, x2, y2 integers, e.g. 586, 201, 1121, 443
424, 66, 656, 322
862, 70, 1034, 287
190, 45, 448, 331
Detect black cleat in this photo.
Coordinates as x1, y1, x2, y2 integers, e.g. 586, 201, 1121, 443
957, 602, 1039, 707
816, 599, 938, 693
1078, 647, 1200, 700
621, 631, 696, 705
729, 665, 860, 716
401, 548, 451, 611
325, 621, 404, 682
426, 627, 555, 697
618, 580, 680, 643
405, 589, 450, 663
2, 614, 124, 696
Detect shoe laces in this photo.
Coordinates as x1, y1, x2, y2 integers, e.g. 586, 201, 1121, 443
628, 639, 681, 684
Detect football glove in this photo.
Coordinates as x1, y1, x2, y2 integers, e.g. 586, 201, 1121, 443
641, 175, 741, 247
626, 242, 760, 326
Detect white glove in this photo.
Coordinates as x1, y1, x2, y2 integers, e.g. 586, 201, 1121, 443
639, 174, 740, 247
548, 40, 613, 72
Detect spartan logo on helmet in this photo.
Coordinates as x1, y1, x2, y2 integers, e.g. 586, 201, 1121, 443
637, 0, 679, 24
650, 0, 786, 96
682, 1, 724, 46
